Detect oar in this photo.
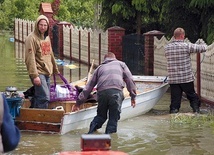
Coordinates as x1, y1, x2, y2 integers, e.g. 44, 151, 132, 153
87, 59, 94, 83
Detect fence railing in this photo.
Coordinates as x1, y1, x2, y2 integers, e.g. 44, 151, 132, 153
63, 25, 108, 66
14, 18, 34, 43
14, 18, 108, 67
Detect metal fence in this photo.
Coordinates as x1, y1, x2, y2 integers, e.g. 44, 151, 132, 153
122, 34, 144, 75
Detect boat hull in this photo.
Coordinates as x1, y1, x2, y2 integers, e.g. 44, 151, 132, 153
60, 77, 169, 134
15, 75, 169, 135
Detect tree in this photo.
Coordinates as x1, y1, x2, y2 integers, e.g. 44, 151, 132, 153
57, 0, 95, 28
95, 0, 213, 43
0, 0, 96, 30
0, 0, 212, 43
95, 0, 165, 34
162, 0, 214, 43
163, 0, 203, 42
189, 0, 214, 44
0, 0, 53, 30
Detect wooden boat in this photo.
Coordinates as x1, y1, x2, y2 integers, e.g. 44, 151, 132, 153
15, 75, 169, 135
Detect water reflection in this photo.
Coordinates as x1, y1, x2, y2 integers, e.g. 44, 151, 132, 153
0, 35, 89, 92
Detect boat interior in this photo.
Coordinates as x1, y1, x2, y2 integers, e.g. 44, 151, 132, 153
20, 80, 164, 114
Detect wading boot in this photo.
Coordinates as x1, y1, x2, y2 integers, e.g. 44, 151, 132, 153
191, 101, 200, 114
169, 109, 179, 114
193, 107, 200, 113
88, 122, 98, 134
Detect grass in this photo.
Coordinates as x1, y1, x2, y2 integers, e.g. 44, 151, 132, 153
170, 112, 214, 130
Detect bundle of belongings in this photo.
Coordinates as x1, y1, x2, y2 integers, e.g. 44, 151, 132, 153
23, 85, 97, 108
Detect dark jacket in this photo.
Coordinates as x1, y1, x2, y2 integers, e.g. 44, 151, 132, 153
1, 94, 20, 153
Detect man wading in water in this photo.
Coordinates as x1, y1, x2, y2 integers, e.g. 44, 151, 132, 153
72, 52, 136, 134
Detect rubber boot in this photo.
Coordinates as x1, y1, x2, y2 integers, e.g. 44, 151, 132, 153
193, 107, 200, 113
191, 101, 200, 113
88, 122, 98, 134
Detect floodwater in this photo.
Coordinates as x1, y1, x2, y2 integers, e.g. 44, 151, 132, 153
1, 34, 214, 155
0, 34, 90, 92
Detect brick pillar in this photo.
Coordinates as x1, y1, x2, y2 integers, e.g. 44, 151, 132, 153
143, 30, 165, 75
108, 26, 125, 61
45, 14, 57, 49
57, 21, 71, 59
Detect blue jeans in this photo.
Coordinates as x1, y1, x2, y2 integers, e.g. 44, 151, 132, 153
31, 74, 50, 109
88, 88, 124, 134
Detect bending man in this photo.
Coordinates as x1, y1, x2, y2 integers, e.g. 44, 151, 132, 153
72, 52, 136, 134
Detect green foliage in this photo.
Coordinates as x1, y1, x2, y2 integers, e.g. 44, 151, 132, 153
56, 4, 71, 21
206, 15, 214, 44
58, 0, 95, 28
155, 0, 214, 43
0, 0, 16, 30
98, 0, 167, 33
190, 0, 214, 8
0, 0, 51, 30
132, 0, 147, 11
0, 0, 95, 30
163, 0, 201, 42
189, 0, 214, 44
170, 113, 214, 130
112, 1, 135, 18
0, 0, 213, 43
95, 0, 213, 43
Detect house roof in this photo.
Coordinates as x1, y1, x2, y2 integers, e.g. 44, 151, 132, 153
40, 3, 53, 13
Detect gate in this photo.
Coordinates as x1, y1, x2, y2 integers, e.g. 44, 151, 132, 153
122, 34, 144, 75
52, 24, 59, 56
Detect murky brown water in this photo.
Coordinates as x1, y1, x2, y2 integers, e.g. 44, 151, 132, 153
1, 35, 214, 155
7, 93, 214, 155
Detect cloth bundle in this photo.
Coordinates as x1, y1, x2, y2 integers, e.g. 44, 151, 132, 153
50, 74, 78, 102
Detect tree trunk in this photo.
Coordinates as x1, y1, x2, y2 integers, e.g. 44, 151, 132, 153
136, 11, 142, 35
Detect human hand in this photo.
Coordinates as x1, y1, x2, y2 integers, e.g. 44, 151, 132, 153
131, 99, 136, 108
195, 39, 204, 44
33, 77, 41, 86
71, 104, 80, 112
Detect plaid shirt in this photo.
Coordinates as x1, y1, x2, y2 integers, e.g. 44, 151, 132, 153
165, 40, 207, 84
